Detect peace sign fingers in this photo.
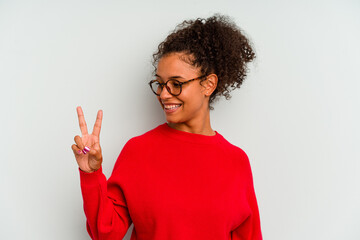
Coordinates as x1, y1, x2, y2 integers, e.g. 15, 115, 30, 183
76, 106, 88, 136
92, 109, 103, 137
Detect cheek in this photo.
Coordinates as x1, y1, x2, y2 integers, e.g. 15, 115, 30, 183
156, 97, 163, 109
181, 91, 204, 109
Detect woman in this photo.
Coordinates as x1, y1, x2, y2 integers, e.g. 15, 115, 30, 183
72, 14, 262, 240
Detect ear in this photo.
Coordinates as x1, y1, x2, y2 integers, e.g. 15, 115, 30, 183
201, 74, 218, 97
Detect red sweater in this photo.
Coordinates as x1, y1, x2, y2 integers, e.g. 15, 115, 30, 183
80, 123, 262, 240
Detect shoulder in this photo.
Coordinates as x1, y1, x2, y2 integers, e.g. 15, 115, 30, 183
123, 123, 165, 149
218, 134, 249, 160
112, 123, 165, 172
118, 123, 166, 158
217, 134, 252, 173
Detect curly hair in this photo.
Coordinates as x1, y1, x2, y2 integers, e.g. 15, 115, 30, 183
152, 14, 256, 110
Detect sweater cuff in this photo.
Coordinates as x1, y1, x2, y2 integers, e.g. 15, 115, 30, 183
79, 166, 106, 187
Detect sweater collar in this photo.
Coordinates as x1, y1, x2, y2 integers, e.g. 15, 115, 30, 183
157, 122, 222, 144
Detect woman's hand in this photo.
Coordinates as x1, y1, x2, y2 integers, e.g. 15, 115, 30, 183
71, 106, 103, 173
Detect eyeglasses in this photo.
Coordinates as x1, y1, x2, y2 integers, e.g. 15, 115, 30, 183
148, 75, 207, 96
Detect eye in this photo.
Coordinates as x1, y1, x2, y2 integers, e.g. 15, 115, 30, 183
170, 80, 181, 88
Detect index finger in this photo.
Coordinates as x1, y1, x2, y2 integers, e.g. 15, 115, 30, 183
92, 109, 103, 137
76, 106, 88, 135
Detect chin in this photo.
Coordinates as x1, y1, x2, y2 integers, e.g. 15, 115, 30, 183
165, 116, 183, 124
166, 118, 178, 123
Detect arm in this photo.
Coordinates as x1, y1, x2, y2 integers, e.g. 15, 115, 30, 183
80, 166, 132, 240
71, 107, 132, 239
231, 151, 262, 240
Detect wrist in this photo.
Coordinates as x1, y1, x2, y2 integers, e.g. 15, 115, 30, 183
79, 167, 100, 174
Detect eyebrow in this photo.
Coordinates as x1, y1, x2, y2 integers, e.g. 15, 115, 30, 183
155, 74, 184, 80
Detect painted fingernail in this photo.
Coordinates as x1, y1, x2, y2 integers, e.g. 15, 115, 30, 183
82, 149, 87, 154
78, 150, 82, 154
84, 146, 90, 152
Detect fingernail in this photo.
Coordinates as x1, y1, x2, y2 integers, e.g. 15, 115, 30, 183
78, 150, 82, 154
84, 146, 90, 152
82, 149, 87, 154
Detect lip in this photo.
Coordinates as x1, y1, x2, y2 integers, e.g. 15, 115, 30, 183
162, 103, 182, 113
162, 102, 182, 105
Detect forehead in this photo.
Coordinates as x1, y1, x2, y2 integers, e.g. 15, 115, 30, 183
156, 52, 200, 77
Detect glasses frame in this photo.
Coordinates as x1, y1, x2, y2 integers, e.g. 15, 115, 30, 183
148, 75, 207, 96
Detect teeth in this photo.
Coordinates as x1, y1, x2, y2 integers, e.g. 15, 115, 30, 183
164, 104, 181, 109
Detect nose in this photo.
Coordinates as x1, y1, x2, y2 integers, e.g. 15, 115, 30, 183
159, 85, 172, 99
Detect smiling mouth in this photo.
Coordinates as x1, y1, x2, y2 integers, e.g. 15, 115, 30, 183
164, 104, 182, 110
163, 104, 182, 113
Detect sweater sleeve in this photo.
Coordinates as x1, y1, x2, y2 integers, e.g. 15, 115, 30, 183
231, 151, 263, 240
79, 147, 133, 239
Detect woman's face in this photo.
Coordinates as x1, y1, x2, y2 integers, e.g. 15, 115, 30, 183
155, 52, 209, 125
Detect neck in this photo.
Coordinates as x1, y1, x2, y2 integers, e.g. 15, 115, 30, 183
167, 108, 215, 136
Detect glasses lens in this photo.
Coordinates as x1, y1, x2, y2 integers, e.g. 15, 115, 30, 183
150, 80, 182, 96
150, 81, 162, 95
167, 80, 181, 96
